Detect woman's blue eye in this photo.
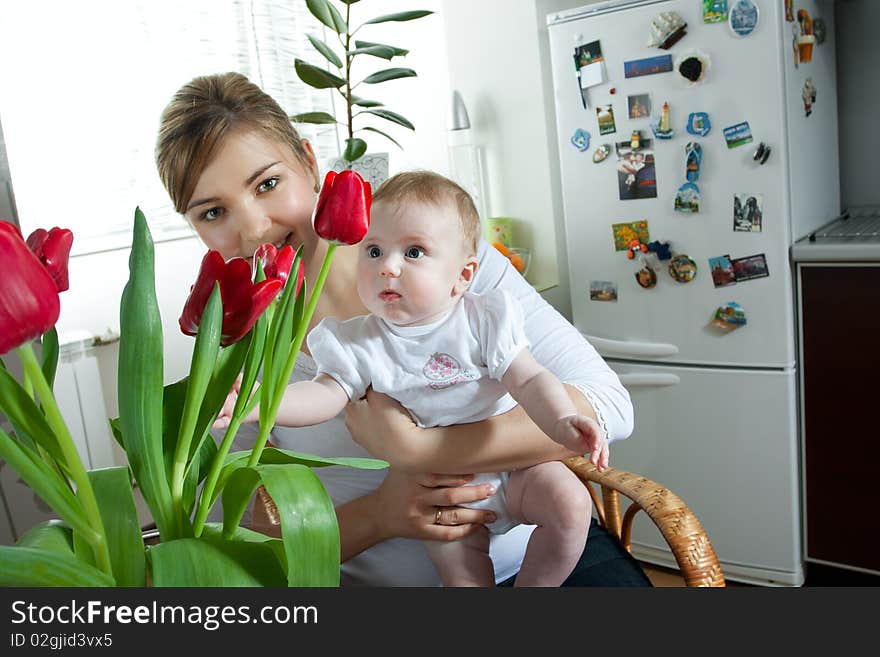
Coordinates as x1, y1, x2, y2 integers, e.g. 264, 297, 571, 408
367, 246, 382, 258
257, 177, 279, 193
405, 246, 425, 259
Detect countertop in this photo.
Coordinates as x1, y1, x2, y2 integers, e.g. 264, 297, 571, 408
791, 207, 880, 263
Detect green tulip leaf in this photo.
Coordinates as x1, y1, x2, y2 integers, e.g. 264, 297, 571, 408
88, 466, 145, 587
16, 520, 75, 556
361, 68, 417, 85
354, 40, 409, 57
0, 547, 115, 586
0, 366, 66, 467
183, 433, 218, 516
220, 467, 262, 537
294, 59, 346, 90
307, 34, 342, 68
348, 45, 396, 60
291, 111, 339, 125
362, 108, 415, 130
361, 126, 403, 150
40, 327, 59, 389
350, 96, 384, 108
363, 10, 433, 25
343, 137, 368, 162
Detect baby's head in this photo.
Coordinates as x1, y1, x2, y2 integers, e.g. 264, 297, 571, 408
356, 171, 481, 327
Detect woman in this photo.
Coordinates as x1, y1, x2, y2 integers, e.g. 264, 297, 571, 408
156, 72, 647, 586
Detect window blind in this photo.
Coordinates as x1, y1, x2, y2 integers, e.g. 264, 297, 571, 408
0, 0, 338, 256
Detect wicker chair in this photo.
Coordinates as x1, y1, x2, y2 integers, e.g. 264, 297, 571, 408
253, 457, 725, 587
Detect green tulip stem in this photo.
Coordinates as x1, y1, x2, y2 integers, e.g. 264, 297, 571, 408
247, 242, 338, 468
192, 411, 246, 537
15, 343, 112, 575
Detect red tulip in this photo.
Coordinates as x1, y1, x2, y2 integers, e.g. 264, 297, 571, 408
0, 220, 61, 354
26, 227, 74, 292
179, 250, 283, 346
313, 170, 371, 245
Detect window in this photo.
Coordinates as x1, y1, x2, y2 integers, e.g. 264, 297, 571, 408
0, 0, 338, 255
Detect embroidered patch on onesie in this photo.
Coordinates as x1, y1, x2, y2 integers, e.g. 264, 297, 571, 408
422, 352, 476, 390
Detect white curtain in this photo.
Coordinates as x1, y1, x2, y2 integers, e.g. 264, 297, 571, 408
0, 0, 338, 256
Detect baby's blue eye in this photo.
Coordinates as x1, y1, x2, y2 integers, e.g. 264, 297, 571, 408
367, 246, 382, 258
405, 246, 425, 259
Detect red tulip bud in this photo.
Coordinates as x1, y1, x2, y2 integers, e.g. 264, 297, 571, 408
26, 227, 74, 292
179, 250, 282, 346
0, 220, 61, 354
313, 170, 371, 245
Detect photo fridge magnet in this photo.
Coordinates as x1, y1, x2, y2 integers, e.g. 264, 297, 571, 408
731, 253, 769, 281
729, 0, 759, 38
708, 255, 737, 288
710, 301, 747, 331
590, 280, 618, 301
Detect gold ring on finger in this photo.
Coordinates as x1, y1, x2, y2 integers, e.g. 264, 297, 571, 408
434, 509, 442, 525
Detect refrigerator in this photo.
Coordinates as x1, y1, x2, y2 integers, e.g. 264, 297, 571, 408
547, 0, 839, 586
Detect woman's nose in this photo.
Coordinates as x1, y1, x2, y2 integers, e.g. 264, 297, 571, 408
238, 206, 272, 246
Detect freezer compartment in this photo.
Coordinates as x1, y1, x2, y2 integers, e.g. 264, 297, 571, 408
608, 360, 803, 586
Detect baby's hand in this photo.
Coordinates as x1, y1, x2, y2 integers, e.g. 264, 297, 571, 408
212, 374, 258, 429
554, 415, 609, 471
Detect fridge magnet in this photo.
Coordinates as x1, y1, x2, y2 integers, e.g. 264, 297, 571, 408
723, 121, 753, 148
647, 240, 672, 260
574, 41, 606, 108
675, 50, 711, 85
626, 238, 649, 260
646, 11, 688, 49
784, 0, 794, 23
668, 254, 698, 283
615, 141, 657, 200
709, 255, 737, 287
802, 78, 817, 116
630, 130, 642, 150
795, 9, 816, 64
710, 301, 747, 331
635, 264, 658, 289
729, 0, 760, 38
687, 112, 712, 137
686, 142, 703, 182
734, 194, 763, 232
627, 94, 652, 119
596, 105, 617, 135
570, 128, 591, 152
592, 144, 611, 163
703, 0, 729, 24
674, 182, 701, 213
813, 18, 827, 45
650, 102, 674, 140
752, 141, 771, 165
731, 253, 769, 281
590, 280, 618, 302
624, 54, 673, 79
612, 220, 650, 251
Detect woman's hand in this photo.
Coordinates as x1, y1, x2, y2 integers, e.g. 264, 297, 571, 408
345, 388, 427, 465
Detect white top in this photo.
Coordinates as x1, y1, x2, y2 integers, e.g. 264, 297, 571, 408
307, 289, 527, 428
270, 239, 634, 586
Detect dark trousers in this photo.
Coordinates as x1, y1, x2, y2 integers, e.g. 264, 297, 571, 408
499, 517, 653, 587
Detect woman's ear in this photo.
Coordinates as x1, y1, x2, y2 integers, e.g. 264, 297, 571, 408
299, 139, 321, 192
453, 256, 479, 295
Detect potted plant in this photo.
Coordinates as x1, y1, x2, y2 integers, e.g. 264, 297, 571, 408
0, 170, 385, 586
292, 0, 433, 167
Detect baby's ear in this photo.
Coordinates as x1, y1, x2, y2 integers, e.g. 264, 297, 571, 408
454, 256, 479, 295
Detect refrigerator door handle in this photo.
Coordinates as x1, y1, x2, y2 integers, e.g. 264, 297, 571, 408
618, 373, 681, 387
583, 334, 680, 358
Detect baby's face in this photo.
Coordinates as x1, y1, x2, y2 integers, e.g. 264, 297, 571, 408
356, 199, 475, 326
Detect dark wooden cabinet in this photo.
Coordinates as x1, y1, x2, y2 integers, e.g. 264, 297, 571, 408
798, 265, 880, 573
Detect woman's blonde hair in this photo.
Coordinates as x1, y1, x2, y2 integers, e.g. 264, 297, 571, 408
155, 72, 317, 214
373, 171, 481, 256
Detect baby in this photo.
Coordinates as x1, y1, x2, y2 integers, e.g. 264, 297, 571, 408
240, 171, 608, 586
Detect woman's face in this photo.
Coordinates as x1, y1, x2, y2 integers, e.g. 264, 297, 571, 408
184, 130, 318, 260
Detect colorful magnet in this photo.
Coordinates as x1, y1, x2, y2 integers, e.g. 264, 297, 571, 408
574, 41, 606, 108
674, 182, 701, 213
711, 302, 747, 331
597, 104, 617, 135
784, 0, 794, 23
590, 280, 618, 301
650, 101, 674, 140
647, 240, 672, 260
723, 121, 753, 148
802, 78, 817, 116
624, 54, 673, 79
630, 129, 642, 150
571, 128, 591, 151
752, 141, 771, 164
733, 194, 763, 232
647, 11, 687, 49
628, 94, 652, 119
668, 254, 697, 283
616, 141, 657, 200
626, 238, 649, 260
685, 142, 702, 182
612, 220, 650, 251
703, 0, 729, 24
675, 50, 711, 85
729, 0, 759, 38
592, 144, 611, 163
731, 253, 769, 281
635, 265, 658, 289
686, 112, 711, 137
709, 255, 737, 288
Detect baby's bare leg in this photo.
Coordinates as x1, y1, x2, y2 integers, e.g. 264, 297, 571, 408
505, 461, 591, 587
424, 527, 494, 587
